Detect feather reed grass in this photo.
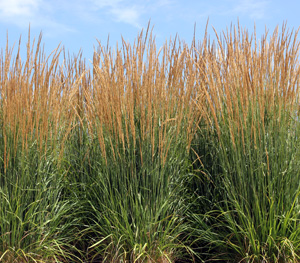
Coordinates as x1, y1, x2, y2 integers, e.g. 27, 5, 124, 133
1, 22, 300, 262
65, 25, 200, 262
0, 32, 82, 262
190, 22, 300, 262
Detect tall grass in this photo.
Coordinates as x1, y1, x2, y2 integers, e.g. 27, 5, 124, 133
190, 23, 300, 262
0, 33, 82, 262
63, 26, 200, 262
1, 22, 300, 262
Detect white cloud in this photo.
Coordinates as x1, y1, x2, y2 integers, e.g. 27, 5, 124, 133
110, 6, 142, 28
0, 0, 160, 32
232, 0, 270, 19
0, 0, 40, 17
91, 0, 123, 8
0, 0, 75, 35
0, 0, 163, 36
89, 0, 144, 28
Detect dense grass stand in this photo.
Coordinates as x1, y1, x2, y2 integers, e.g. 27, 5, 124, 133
0, 23, 300, 262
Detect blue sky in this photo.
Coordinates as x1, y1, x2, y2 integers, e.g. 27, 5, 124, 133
0, 0, 299, 63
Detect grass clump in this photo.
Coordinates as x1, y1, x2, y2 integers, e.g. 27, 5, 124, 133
63, 26, 199, 262
0, 33, 81, 262
190, 23, 300, 262
1, 21, 300, 263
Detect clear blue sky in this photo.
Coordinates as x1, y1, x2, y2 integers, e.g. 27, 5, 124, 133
0, 0, 299, 63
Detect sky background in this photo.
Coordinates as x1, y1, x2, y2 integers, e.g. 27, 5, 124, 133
0, 0, 299, 64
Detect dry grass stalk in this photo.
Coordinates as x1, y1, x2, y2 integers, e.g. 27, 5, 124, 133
0, 32, 79, 166
85, 25, 200, 165
193, 23, 300, 149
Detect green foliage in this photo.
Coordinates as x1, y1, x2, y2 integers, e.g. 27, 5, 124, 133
190, 24, 300, 262
1, 22, 300, 263
0, 134, 81, 262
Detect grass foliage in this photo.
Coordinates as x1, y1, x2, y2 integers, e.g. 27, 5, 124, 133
1, 23, 300, 262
